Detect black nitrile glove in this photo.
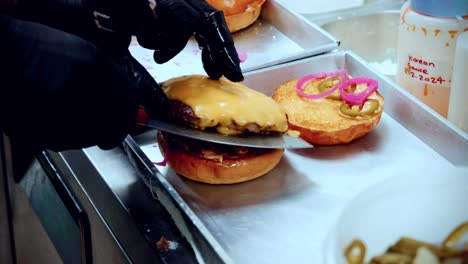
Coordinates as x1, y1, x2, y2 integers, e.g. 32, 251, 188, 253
14, 0, 135, 53
138, 0, 244, 82
0, 15, 143, 151
14, 0, 244, 82
112, 52, 169, 120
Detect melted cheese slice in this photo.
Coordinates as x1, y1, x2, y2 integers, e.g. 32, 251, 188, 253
162, 75, 288, 135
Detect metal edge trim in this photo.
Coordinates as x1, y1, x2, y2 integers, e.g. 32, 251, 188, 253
123, 136, 234, 264
267, 0, 340, 45
344, 51, 468, 165
244, 50, 347, 77
49, 150, 135, 263
242, 43, 340, 73
244, 50, 466, 165
346, 51, 467, 137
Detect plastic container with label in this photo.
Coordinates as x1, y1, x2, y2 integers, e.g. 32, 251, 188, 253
448, 31, 468, 133
396, 0, 468, 117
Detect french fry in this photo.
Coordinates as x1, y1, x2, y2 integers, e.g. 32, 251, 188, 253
370, 252, 412, 264
345, 222, 468, 264
387, 237, 441, 257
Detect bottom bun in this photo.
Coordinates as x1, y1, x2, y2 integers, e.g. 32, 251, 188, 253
272, 79, 384, 145
157, 132, 284, 184
287, 115, 383, 145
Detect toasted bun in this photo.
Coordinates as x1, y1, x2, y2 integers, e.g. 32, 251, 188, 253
272, 79, 384, 145
206, 0, 266, 33
158, 132, 284, 184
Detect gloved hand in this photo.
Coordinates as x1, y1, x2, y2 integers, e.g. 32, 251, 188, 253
137, 0, 244, 82
14, 0, 135, 54
112, 52, 169, 120
14, 0, 244, 82
0, 15, 165, 151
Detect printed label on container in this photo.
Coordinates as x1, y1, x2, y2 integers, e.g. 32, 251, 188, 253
402, 54, 452, 87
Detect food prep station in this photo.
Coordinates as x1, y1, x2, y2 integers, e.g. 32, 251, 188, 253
1, 1, 467, 263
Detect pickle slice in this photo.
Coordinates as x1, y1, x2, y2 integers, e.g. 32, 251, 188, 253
340, 99, 379, 117
317, 77, 342, 100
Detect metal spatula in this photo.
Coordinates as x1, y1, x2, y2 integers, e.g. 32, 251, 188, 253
138, 119, 313, 149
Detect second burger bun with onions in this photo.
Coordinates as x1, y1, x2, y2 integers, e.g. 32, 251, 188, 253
157, 74, 288, 184
272, 75, 384, 145
206, 0, 266, 33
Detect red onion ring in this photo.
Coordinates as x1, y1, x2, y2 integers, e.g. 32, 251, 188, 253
296, 70, 349, 100
339, 77, 378, 106
153, 157, 168, 166
154, 132, 168, 166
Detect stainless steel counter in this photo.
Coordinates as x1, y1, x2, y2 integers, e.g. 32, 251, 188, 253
128, 51, 468, 264
45, 146, 201, 263
3, 1, 464, 263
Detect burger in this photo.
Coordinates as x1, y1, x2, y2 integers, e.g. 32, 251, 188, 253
205, 0, 266, 33
157, 75, 288, 184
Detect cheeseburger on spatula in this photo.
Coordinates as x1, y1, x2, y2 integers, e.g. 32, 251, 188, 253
156, 75, 288, 184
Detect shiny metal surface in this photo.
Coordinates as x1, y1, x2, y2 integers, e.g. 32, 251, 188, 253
11, 181, 63, 264
53, 147, 200, 264
48, 149, 147, 264
19, 159, 81, 263
277, 0, 397, 15
322, 11, 400, 80
128, 0, 338, 82
49, 148, 174, 263
123, 138, 232, 264
130, 51, 467, 263
305, 0, 403, 80
305, 0, 403, 26
140, 119, 313, 149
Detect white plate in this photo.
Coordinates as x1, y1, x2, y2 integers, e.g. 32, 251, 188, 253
326, 166, 468, 264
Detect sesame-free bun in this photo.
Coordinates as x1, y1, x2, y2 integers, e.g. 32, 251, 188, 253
272, 79, 384, 145
206, 0, 266, 33
157, 132, 284, 184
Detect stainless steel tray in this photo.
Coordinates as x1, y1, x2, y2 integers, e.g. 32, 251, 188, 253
128, 0, 338, 82
126, 51, 468, 264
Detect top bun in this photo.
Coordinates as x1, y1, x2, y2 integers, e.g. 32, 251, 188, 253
206, 0, 266, 32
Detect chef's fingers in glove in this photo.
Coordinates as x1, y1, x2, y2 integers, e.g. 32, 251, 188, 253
0, 16, 139, 151
110, 52, 169, 119
200, 46, 223, 80
186, 0, 244, 82
135, 0, 198, 63
137, 0, 243, 82
150, 30, 194, 64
